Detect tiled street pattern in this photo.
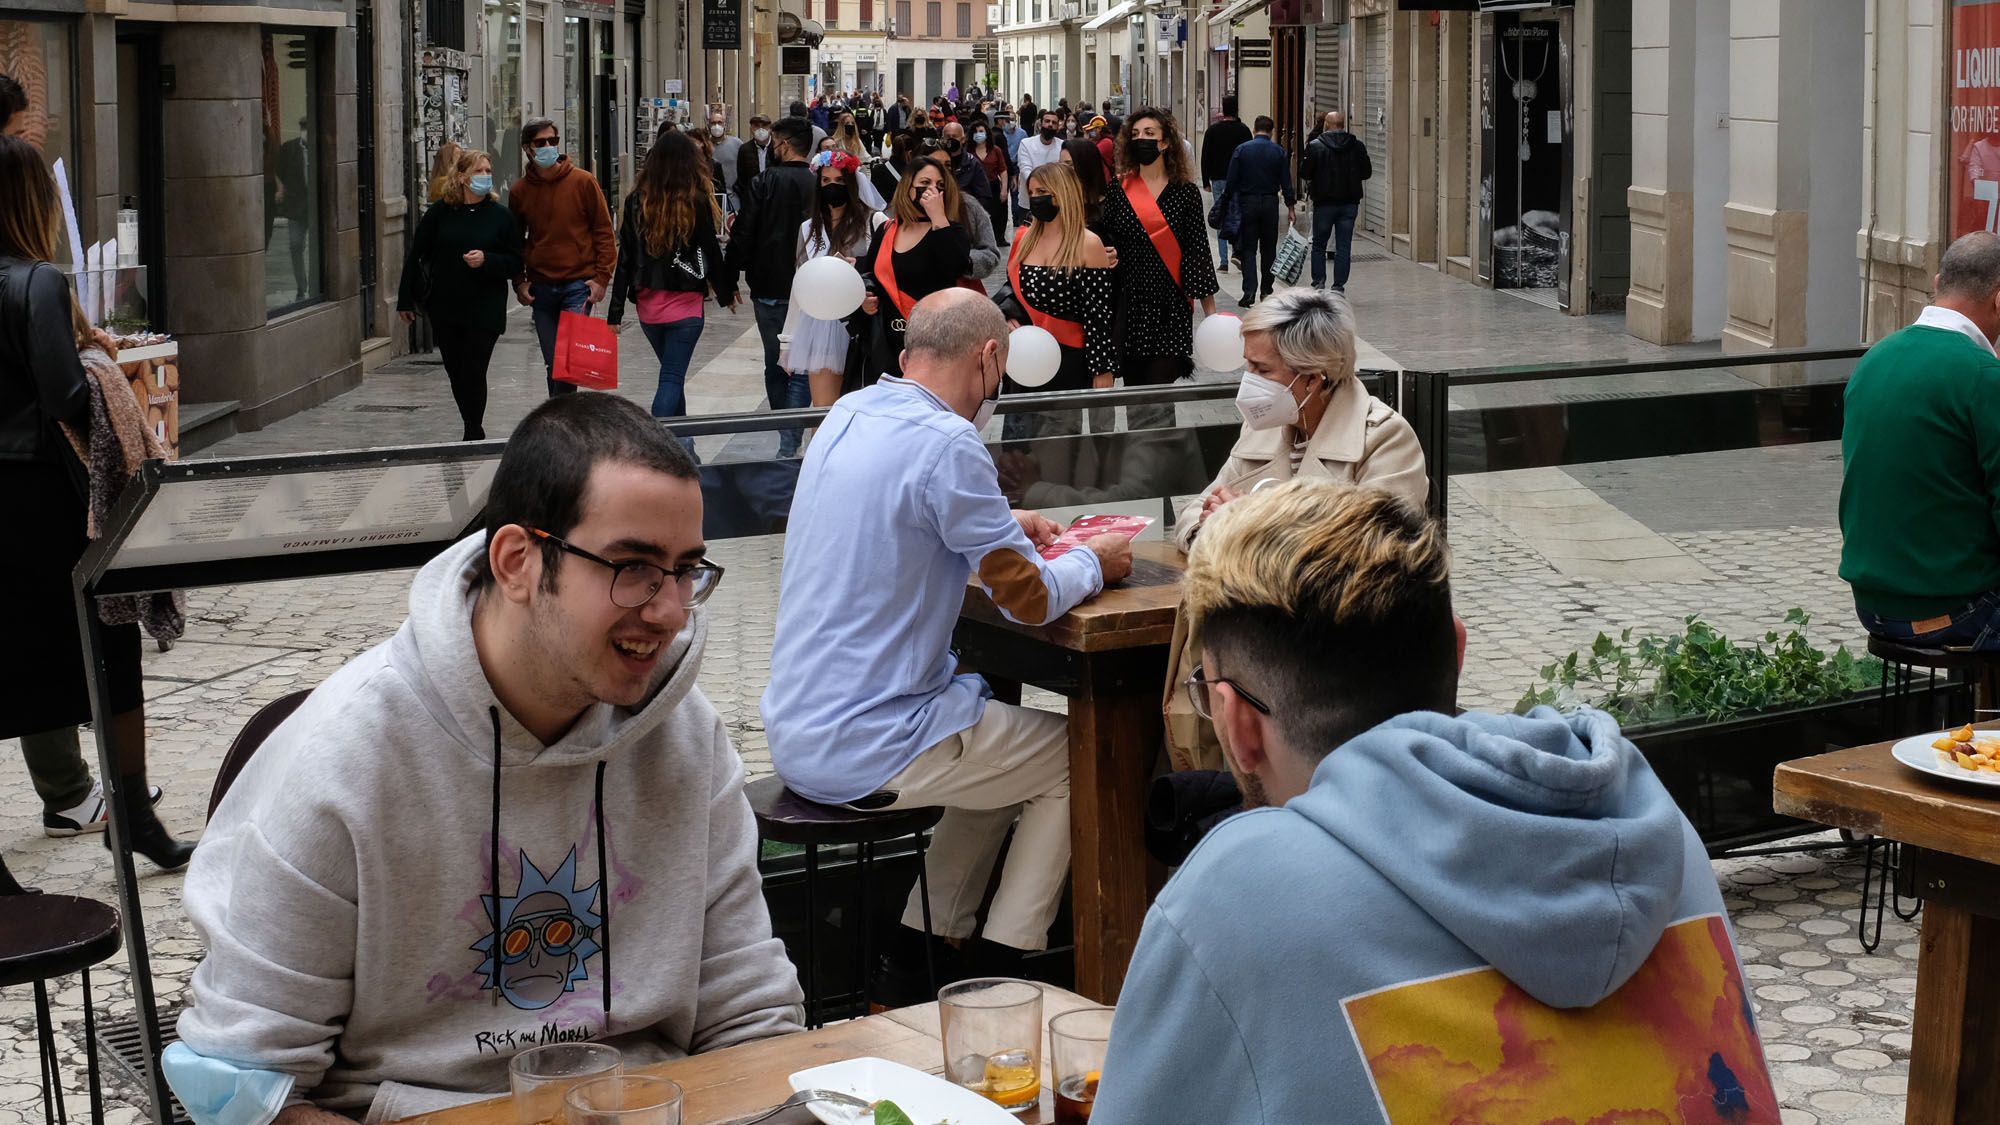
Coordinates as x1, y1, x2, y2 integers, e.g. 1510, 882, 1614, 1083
2, 253, 1913, 1122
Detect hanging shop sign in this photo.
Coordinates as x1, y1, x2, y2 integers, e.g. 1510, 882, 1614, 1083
703, 0, 742, 49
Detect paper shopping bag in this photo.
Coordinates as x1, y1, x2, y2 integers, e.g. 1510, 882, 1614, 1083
552, 310, 619, 390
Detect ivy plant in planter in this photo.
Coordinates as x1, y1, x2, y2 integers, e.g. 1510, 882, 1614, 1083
1510, 611, 1954, 852
1513, 609, 1880, 730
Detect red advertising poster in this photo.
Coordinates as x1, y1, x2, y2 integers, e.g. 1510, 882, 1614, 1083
1951, 0, 2000, 239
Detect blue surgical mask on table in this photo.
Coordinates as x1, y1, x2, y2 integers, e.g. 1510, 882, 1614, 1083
1235, 371, 1302, 431
468, 173, 493, 198
533, 145, 560, 169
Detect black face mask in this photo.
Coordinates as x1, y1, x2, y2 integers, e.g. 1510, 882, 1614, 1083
1040, 126, 1058, 142
944, 137, 962, 154
1131, 139, 1162, 166
819, 183, 851, 209
1029, 195, 1060, 224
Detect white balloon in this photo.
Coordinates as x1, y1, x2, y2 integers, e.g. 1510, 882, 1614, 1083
1193, 312, 1246, 372
793, 256, 867, 320
1006, 325, 1063, 388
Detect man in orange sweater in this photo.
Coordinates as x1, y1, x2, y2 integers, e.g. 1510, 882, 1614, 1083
509, 116, 618, 396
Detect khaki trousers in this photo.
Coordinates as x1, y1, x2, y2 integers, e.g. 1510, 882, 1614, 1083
875, 701, 1071, 951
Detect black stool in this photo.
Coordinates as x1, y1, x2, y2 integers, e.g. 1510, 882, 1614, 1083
1, 895, 122, 1125
746, 777, 944, 1026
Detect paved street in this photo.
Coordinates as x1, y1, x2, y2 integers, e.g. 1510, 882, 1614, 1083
3, 252, 1904, 1123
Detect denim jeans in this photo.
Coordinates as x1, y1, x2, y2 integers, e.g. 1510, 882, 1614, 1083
640, 316, 706, 418
1210, 180, 1232, 266
1312, 202, 1360, 290
531, 279, 594, 396
753, 297, 810, 456
1856, 590, 2000, 652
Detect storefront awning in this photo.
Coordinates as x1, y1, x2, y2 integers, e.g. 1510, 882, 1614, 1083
1208, 0, 1268, 26
1083, 0, 1139, 30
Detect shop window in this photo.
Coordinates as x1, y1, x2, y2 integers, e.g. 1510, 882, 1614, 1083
0, 18, 80, 216
263, 31, 323, 312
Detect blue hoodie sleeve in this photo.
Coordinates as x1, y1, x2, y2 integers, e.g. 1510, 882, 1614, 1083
1093, 906, 1266, 1125
925, 429, 1103, 625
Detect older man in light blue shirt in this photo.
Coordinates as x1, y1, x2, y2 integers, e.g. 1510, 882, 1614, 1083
762, 289, 1132, 979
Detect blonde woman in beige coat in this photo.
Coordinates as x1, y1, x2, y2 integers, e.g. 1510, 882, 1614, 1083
1175, 288, 1426, 551
1164, 287, 1429, 769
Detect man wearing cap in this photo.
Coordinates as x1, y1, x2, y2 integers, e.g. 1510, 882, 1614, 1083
735, 115, 775, 207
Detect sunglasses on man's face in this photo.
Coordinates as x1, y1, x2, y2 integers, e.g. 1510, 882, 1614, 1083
529, 135, 561, 148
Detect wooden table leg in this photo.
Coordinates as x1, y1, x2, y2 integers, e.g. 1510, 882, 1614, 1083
1907, 902, 2000, 1123
1066, 651, 1165, 1004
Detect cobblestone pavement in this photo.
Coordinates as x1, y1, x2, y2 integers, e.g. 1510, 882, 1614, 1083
1, 254, 1916, 1123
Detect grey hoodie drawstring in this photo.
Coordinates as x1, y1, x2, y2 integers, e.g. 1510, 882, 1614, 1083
489, 707, 502, 1007
594, 760, 610, 1015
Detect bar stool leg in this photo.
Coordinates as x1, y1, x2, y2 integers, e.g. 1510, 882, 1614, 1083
1858, 838, 1889, 954
82, 966, 102, 1125
34, 978, 66, 1125
803, 843, 820, 1029
914, 830, 937, 996
857, 840, 874, 1015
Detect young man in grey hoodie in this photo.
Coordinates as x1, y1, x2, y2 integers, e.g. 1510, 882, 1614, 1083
165, 394, 804, 1125
1093, 482, 1777, 1123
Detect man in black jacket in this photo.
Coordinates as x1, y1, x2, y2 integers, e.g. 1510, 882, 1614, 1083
1221, 116, 1295, 307
1300, 110, 1372, 292
1200, 97, 1252, 274
723, 116, 817, 456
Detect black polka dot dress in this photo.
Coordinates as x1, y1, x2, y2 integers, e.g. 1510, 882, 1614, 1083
1102, 178, 1220, 363
1015, 263, 1118, 388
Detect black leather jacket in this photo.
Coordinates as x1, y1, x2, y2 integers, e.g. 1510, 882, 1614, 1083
606, 193, 727, 325
0, 256, 90, 466
722, 160, 817, 300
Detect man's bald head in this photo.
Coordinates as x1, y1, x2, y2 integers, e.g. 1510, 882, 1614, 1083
1325, 111, 1346, 132
900, 289, 1009, 421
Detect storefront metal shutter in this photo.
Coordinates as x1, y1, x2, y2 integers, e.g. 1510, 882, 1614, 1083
1311, 22, 1340, 124
1360, 13, 1387, 236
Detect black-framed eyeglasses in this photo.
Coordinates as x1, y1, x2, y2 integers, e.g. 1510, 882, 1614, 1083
529, 135, 562, 148
1183, 663, 1272, 720
527, 528, 725, 610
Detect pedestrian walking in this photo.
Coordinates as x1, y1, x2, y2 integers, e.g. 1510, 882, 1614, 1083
832, 108, 868, 160
709, 110, 743, 201
998, 162, 1116, 439
722, 116, 818, 455
1015, 109, 1066, 225
1221, 116, 1296, 307
0, 135, 193, 883
397, 149, 522, 440
970, 119, 1012, 249
509, 116, 617, 396
940, 121, 994, 231
606, 131, 733, 419
1199, 96, 1251, 274
859, 157, 982, 375
1060, 139, 1113, 233
1300, 110, 1371, 293
789, 152, 883, 406
1103, 108, 1218, 430
736, 114, 776, 209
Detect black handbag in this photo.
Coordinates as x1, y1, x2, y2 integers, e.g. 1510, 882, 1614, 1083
1207, 190, 1240, 241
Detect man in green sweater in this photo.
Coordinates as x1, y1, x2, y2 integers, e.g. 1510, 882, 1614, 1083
1841, 230, 2000, 647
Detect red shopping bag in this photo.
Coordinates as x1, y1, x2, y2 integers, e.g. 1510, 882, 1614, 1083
552, 310, 619, 390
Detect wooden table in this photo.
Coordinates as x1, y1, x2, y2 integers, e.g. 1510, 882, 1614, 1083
1773, 742, 2000, 1123
394, 988, 1103, 1125
952, 539, 1187, 1003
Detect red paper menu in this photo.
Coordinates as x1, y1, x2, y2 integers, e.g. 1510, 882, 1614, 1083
1039, 514, 1155, 560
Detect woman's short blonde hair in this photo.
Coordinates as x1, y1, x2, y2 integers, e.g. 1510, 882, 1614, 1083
1237, 287, 1358, 382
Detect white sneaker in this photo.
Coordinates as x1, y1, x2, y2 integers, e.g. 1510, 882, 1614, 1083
43, 780, 166, 837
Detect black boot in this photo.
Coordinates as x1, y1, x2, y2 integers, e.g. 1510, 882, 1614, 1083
101, 782, 196, 871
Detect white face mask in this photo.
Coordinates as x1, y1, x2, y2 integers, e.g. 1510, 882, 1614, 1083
972, 350, 1002, 430
1235, 371, 1303, 431
754, 128, 771, 144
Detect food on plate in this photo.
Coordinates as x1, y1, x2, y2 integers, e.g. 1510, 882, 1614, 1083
1931, 725, 2000, 773
870, 1102, 916, 1125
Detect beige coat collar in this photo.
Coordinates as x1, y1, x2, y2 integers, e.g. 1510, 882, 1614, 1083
1226, 375, 1371, 469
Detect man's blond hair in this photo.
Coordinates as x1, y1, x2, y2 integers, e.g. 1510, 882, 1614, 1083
1185, 480, 1454, 758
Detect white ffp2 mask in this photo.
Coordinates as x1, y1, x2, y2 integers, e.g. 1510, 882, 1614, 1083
1235, 371, 1302, 431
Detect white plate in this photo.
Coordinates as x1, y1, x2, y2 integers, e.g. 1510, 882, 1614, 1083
788, 1056, 1021, 1125
1890, 731, 2000, 788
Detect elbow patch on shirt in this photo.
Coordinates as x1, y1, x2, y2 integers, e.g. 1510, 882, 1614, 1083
978, 548, 1050, 624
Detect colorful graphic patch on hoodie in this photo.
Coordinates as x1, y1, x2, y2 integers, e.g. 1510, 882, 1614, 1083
472, 848, 604, 1011
1340, 914, 1777, 1123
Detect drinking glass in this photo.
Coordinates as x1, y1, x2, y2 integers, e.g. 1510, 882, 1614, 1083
563, 1075, 684, 1125
1047, 1007, 1115, 1125
938, 977, 1044, 1114
510, 1043, 624, 1125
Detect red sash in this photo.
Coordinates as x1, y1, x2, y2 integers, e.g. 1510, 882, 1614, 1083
1007, 229, 1087, 349
874, 221, 918, 321
1123, 174, 1183, 290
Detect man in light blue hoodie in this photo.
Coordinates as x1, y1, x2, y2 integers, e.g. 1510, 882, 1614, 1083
1093, 482, 1778, 1124
762, 289, 1133, 988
